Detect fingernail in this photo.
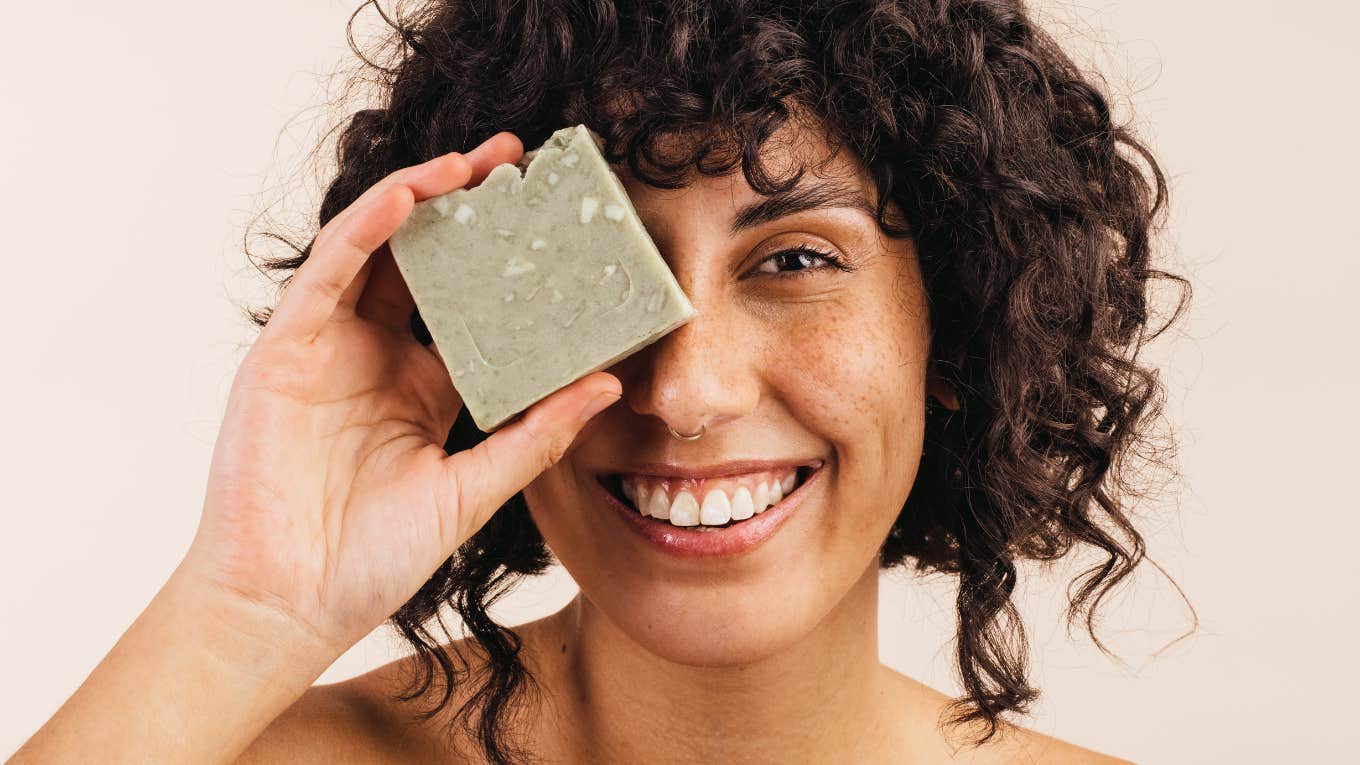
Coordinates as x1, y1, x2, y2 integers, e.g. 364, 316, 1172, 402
577, 390, 620, 423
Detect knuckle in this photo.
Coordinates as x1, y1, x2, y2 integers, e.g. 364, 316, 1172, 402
517, 410, 562, 473
303, 274, 345, 305
531, 417, 573, 470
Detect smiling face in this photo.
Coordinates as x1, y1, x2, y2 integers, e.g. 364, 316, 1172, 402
522, 116, 944, 667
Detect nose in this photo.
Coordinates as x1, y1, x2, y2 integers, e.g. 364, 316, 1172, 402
620, 307, 760, 438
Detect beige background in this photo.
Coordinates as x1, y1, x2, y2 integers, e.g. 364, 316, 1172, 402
2, 1, 1354, 761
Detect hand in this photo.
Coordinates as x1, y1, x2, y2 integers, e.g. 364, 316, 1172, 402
181, 132, 621, 657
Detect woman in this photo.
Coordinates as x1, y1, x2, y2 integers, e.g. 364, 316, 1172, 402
12, 0, 1189, 762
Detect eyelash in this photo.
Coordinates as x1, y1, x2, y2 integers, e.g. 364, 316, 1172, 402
753, 244, 854, 278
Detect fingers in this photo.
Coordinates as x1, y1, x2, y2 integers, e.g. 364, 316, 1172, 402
351, 244, 414, 330
260, 159, 459, 345
261, 132, 524, 345
333, 132, 525, 316
355, 135, 527, 331
437, 372, 623, 551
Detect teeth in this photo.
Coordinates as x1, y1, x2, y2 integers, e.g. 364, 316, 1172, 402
699, 489, 732, 525
616, 468, 805, 528
670, 491, 700, 526
646, 486, 671, 520
752, 482, 769, 513
730, 486, 754, 521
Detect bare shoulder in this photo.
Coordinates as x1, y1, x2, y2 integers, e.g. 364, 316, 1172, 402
234, 653, 458, 764
996, 725, 1137, 765
235, 614, 567, 764
880, 667, 1137, 765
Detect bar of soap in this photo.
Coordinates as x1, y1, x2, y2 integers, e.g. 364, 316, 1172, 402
388, 124, 696, 432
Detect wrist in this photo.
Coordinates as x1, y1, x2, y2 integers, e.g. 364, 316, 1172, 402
164, 559, 347, 678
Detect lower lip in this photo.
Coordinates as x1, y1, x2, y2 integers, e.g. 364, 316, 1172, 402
596, 461, 825, 558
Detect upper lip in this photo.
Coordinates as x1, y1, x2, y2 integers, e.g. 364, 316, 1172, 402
599, 458, 825, 481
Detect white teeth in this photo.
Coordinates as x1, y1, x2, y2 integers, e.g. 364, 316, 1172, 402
646, 487, 671, 520
615, 467, 809, 528
669, 491, 700, 526
699, 489, 733, 525
730, 486, 755, 521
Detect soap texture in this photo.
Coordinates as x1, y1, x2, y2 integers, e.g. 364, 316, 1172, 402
388, 124, 696, 432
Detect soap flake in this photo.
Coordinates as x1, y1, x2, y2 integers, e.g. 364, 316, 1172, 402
580, 196, 599, 224
502, 256, 537, 277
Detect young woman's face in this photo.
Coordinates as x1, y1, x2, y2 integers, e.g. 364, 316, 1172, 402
523, 121, 940, 665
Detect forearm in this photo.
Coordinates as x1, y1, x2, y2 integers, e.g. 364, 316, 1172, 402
8, 562, 342, 764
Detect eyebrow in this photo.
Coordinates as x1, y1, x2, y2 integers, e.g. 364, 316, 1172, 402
729, 178, 879, 236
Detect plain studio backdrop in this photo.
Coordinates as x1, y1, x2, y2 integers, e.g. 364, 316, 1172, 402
2, 1, 1354, 761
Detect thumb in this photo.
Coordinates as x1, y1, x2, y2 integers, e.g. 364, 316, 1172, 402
436, 371, 622, 549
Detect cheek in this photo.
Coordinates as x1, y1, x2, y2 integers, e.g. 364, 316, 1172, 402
757, 282, 931, 537
761, 291, 926, 444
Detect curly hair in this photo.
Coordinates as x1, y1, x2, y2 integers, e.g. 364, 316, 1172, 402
243, 0, 1194, 761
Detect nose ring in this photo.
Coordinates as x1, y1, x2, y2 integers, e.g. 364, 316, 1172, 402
667, 423, 705, 441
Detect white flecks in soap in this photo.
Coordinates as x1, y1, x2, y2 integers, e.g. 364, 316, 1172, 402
597, 263, 618, 284
431, 195, 451, 215
530, 238, 547, 250
559, 151, 579, 167
604, 204, 625, 221
454, 203, 476, 224
502, 256, 537, 277
580, 196, 599, 223
503, 292, 515, 302
495, 227, 516, 240
547, 172, 560, 186
550, 289, 563, 303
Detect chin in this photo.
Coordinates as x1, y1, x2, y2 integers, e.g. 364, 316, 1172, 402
610, 584, 822, 668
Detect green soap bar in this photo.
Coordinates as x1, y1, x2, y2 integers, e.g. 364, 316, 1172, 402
388, 124, 697, 432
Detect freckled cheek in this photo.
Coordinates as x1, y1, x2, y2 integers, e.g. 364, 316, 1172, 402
758, 302, 908, 446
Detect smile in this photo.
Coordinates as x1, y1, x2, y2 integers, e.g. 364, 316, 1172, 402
601, 466, 812, 529
592, 460, 826, 559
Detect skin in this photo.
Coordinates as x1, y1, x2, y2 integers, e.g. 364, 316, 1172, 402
9, 124, 1132, 765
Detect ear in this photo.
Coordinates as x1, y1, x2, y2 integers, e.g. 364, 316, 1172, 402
926, 360, 960, 411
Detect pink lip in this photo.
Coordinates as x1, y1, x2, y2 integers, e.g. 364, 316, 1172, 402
594, 461, 825, 558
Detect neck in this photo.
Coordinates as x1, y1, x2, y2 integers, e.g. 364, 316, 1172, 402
530, 559, 901, 764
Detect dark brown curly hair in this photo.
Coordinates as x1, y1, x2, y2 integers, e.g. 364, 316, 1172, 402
243, 0, 1195, 761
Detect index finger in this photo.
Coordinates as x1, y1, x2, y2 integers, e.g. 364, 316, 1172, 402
260, 132, 524, 345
